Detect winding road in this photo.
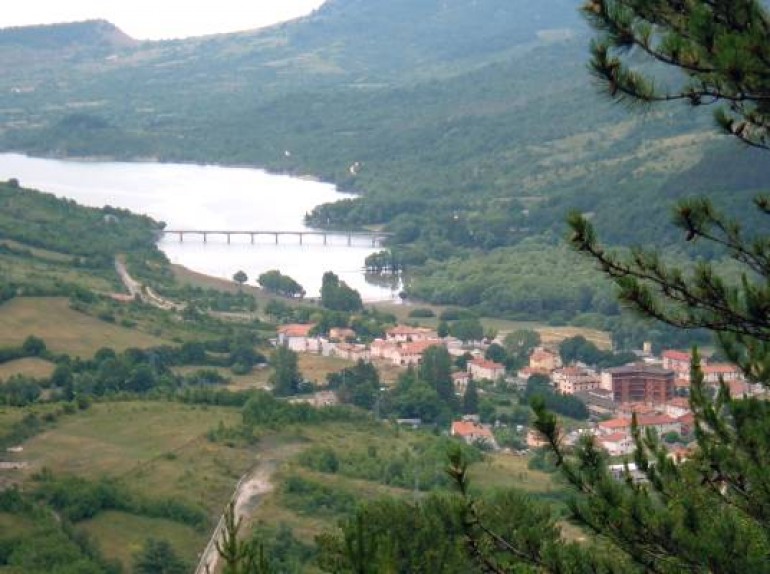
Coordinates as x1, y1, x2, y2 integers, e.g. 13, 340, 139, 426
114, 257, 182, 311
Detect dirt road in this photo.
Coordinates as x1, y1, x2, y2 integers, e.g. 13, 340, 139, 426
195, 445, 301, 574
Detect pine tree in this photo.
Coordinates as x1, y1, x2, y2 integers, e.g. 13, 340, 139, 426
269, 346, 301, 397
454, 2, 770, 572
582, 0, 770, 149
462, 379, 479, 415
420, 345, 455, 406
210, 501, 271, 574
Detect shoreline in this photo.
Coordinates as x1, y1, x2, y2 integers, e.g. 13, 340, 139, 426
1, 150, 351, 195
170, 263, 402, 306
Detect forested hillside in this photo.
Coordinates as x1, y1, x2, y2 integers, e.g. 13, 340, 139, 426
0, 0, 766, 329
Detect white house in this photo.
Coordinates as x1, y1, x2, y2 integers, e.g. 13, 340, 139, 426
277, 324, 321, 353
333, 343, 370, 362
598, 432, 636, 456
467, 358, 505, 381
451, 421, 499, 450
597, 414, 681, 438
552, 365, 600, 395
385, 325, 438, 343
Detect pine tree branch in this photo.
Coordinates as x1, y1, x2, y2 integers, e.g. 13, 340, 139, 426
568, 212, 770, 341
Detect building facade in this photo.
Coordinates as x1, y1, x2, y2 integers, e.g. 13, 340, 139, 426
601, 364, 675, 404
552, 366, 600, 395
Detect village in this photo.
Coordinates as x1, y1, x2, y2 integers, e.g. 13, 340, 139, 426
276, 322, 763, 460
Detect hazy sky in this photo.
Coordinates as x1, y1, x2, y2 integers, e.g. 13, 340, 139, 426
0, 1, 327, 40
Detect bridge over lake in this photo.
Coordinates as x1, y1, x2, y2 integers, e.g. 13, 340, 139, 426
162, 229, 391, 247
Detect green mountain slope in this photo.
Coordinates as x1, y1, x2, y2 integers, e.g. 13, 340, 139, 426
0, 0, 766, 324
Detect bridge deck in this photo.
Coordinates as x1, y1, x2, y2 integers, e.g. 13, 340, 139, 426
161, 229, 390, 246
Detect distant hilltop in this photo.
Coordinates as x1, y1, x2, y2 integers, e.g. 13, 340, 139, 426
0, 20, 138, 50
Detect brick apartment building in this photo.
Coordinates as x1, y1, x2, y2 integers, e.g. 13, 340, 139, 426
601, 364, 675, 404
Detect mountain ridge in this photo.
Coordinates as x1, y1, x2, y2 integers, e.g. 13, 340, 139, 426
0, 19, 138, 50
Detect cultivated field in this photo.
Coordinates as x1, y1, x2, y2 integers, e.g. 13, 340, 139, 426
0, 297, 169, 357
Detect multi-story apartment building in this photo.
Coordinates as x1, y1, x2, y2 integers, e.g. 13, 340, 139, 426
601, 364, 675, 404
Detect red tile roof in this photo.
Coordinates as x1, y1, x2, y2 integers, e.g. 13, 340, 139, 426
637, 414, 677, 426
726, 379, 752, 396
600, 432, 630, 444
598, 418, 631, 431
399, 340, 443, 355
470, 358, 505, 370
703, 363, 741, 375
619, 403, 657, 415
387, 325, 434, 336
662, 350, 691, 362
451, 421, 494, 440
677, 413, 695, 426
278, 323, 315, 337
329, 327, 356, 339
556, 366, 586, 376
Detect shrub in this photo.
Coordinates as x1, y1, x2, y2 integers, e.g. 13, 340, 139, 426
408, 308, 435, 318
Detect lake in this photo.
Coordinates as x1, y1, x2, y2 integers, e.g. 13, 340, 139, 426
0, 153, 400, 301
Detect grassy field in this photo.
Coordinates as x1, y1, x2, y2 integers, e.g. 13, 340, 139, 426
0, 297, 169, 357
0, 357, 56, 381
5, 402, 337, 570
19, 402, 240, 484
78, 511, 204, 572
172, 264, 283, 309
0, 511, 36, 539
172, 353, 356, 391
172, 365, 272, 391
253, 463, 412, 545
298, 354, 352, 385
0, 251, 116, 293
0, 239, 75, 263
8, 401, 262, 566
468, 451, 560, 493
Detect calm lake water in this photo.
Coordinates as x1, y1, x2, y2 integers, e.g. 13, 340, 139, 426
0, 153, 399, 301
